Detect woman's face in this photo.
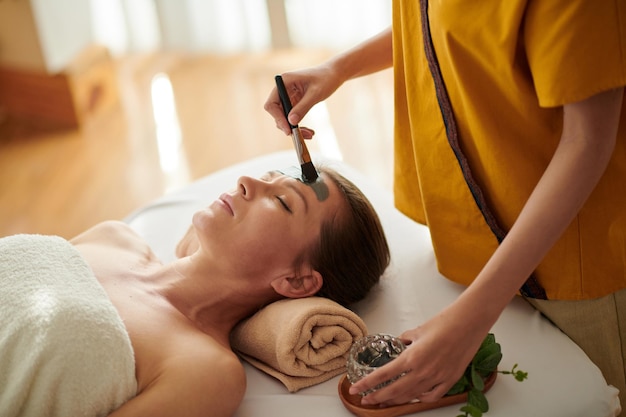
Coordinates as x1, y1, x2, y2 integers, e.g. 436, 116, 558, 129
192, 170, 344, 277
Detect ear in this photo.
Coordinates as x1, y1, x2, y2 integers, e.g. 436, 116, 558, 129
270, 269, 323, 299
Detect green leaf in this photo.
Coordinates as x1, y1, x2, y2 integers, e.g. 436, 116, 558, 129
480, 333, 496, 350
499, 363, 529, 382
460, 403, 483, 417
475, 351, 503, 374
468, 388, 489, 413
470, 364, 485, 391
515, 371, 528, 381
447, 375, 469, 395
473, 342, 501, 364
456, 334, 528, 417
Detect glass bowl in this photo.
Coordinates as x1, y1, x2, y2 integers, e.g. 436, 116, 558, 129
346, 333, 406, 395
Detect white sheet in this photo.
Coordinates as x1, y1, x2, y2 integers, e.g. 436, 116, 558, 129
126, 151, 620, 417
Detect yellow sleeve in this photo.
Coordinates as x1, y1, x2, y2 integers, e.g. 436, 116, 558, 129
524, 0, 626, 107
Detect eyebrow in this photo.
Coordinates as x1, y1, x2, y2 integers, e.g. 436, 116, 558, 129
287, 182, 309, 214
269, 170, 309, 213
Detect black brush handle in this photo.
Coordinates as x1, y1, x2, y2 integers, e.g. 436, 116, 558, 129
275, 75, 318, 183
275, 75, 297, 129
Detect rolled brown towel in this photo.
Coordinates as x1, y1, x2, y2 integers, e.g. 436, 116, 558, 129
231, 297, 368, 392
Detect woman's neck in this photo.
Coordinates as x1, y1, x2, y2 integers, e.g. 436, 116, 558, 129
152, 257, 277, 338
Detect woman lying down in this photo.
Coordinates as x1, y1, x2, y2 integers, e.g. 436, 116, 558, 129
0, 167, 390, 417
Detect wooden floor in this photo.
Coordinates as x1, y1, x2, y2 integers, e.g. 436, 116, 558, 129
0, 49, 393, 240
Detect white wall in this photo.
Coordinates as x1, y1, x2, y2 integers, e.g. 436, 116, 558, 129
31, 0, 93, 72
0, 0, 391, 73
154, 0, 271, 53
285, 0, 391, 50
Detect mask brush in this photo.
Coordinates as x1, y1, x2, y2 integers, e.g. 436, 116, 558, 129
275, 75, 319, 183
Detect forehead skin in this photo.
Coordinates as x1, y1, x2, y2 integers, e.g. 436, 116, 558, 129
262, 170, 343, 228
276, 166, 329, 202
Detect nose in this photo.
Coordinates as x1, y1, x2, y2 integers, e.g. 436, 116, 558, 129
236, 176, 264, 200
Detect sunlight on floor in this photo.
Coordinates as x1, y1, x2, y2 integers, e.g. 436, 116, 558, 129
150, 72, 191, 191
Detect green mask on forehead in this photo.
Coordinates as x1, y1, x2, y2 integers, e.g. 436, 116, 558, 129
278, 166, 329, 202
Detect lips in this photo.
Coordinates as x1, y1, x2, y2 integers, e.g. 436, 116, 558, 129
218, 193, 234, 216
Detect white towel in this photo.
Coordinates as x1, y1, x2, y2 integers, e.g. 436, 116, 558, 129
0, 234, 137, 417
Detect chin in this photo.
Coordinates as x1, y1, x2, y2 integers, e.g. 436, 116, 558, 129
191, 209, 210, 230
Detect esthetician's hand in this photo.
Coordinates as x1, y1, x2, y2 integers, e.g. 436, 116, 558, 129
348, 301, 495, 406
265, 29, 392, 138
264, 65, 345, 139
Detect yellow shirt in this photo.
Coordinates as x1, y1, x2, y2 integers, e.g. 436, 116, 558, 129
392, 0, 626, 300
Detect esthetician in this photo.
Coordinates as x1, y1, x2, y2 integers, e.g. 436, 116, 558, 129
264, 0, 626, 412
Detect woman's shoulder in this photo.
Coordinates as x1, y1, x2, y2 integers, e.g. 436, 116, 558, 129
160, 339, 246, 416
70, 220, 141, 243
70, 220, 154, 254
169, 332, 244, 375
111, 340, 246, 417
178, 344, 245, 382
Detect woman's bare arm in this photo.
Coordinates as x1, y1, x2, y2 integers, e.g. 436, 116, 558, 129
349, 87, 624, 405
108, 351, 246, 417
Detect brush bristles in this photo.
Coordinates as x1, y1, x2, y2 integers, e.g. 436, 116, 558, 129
301, 162, 318, 183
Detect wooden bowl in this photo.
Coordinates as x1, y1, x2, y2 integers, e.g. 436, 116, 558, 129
338, 371, 497, 417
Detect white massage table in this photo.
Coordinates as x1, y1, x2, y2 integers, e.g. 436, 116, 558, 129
126, 151, 621, 417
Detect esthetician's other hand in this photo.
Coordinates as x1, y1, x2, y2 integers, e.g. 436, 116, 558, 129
264, 65, 344, 139
348, 301, 494, 406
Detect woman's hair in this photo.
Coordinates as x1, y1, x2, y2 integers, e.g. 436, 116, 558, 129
306, 167, 390, 307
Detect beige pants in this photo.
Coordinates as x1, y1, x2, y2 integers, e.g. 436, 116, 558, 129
526, 289, 626, 416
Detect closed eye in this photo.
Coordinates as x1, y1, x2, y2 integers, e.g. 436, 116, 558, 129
276, 196, 292, 213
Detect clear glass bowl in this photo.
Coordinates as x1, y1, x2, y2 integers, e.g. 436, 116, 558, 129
346, 333, 406, 395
